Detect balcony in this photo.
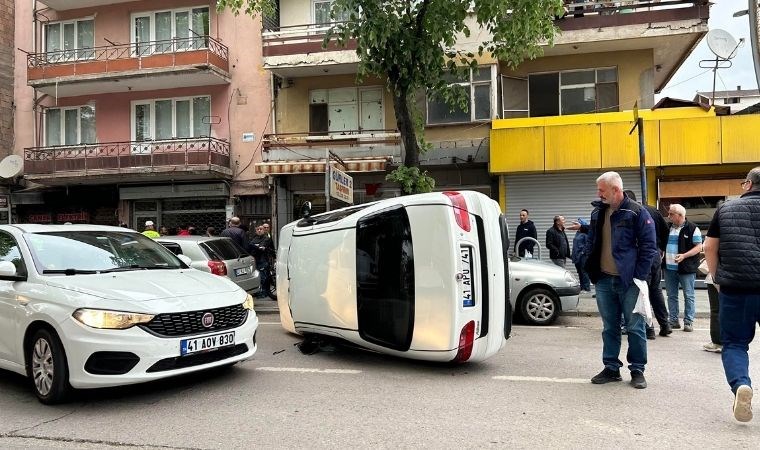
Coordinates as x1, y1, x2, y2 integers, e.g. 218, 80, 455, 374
23, 137, 232, 186
256, 130, 400, 175
27, 37, 230, 97
262, 23, 359, 78
40, 0, 136, 10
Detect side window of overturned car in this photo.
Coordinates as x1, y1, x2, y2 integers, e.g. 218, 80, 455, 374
0, 232, 27, 275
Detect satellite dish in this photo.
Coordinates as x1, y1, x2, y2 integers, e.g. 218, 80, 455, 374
706, 29, 738, 60
0, 155, 23, 179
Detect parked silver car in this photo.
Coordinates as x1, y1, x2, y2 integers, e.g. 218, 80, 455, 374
157, 236, 261, 295
509, 256, 580, 325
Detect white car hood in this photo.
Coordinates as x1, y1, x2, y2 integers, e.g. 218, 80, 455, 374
43, 269, 239, 302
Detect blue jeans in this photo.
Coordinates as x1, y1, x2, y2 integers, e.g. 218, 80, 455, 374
575, 262, 591, 291
720, 290, 760, 393
664, 269, 696, 324
595, 275, 647, 373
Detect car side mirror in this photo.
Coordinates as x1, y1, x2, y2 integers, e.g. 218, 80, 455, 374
300, 201, 312, 219
0, 260, 17, 276
177, 254, 192, 267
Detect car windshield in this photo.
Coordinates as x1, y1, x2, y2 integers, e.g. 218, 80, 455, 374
25, 231, 183, 274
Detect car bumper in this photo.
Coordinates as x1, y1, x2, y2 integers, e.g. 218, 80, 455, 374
556, 285, 581, 312
61, 312, 259, 389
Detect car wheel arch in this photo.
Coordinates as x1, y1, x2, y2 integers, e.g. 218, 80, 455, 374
23, 320, 65, 374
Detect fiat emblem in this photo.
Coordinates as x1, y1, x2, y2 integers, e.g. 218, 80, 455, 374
201, 312, 214, 328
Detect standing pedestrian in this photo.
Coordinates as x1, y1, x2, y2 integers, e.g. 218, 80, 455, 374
515, 209, 538, 257
141, 220, 160, 239
700, 260, 722, 353
664, 204, 703, 332
624, 190, 672, 339
584, 172, 657, 389
250, 225, 275, 299
571, 219, 591, 292
546, 215, 570, 268
220, 216, 248, 250
704, 167, 760, 422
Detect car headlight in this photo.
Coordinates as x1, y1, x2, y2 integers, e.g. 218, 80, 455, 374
564, 271, 578, 285
72, 309, 155, 329
243, 293, 255, 311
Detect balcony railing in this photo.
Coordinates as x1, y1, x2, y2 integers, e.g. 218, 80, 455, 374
24, 137, 231, 176
262, 22, 356, 57
27, 36, 229, 79
557, 0, 708, 30
262, 130, 401, 161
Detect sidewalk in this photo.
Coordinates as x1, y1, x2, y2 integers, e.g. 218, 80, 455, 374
566, 287, 711, 318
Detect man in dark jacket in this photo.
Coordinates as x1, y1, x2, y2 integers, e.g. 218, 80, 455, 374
571, 219, 591, 292
583, 172, 657, 389
546, 215, 570, 267
663, 203, 703, 332
624, 190, 671, 339
250, 224, 275, 299
220, 216, 248, 250
704, 167, 760, 422
515, 209, 538, 257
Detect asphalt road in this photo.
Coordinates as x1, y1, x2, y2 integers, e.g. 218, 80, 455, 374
1, 313, 759, 449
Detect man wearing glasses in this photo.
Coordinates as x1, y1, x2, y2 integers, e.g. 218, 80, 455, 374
664, 204, 703, 332
704, 168, 760, 422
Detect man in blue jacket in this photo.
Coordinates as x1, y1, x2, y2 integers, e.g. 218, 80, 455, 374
582, 172, 658, 389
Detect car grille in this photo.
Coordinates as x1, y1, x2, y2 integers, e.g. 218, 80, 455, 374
140, 304, 249, 337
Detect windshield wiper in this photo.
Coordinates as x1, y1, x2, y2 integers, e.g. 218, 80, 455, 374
42, 268, 98, 276
99, 265, 174, 273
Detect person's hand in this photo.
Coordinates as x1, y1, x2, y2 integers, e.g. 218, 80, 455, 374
674, 254, 684, 263
566, 221, 581, 231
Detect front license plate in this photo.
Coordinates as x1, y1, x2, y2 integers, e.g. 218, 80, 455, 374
234, 267, 248, 276
180, 331, 235, 356
460, 247, 475, 307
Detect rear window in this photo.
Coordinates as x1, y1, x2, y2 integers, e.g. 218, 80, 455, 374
355, 205, 415, 351
201, 238, 249, 261
158, 242, 183, 256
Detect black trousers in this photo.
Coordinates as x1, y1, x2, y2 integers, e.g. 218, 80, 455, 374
647, 258, 669, 329
707, 283, 721, 344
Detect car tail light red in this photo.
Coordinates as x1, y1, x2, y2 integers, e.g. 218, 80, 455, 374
207, 260, 227, 276
443, 191, 471, 232
452, 320, 475, 363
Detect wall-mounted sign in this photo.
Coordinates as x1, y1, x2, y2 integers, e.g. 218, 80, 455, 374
0, 195, 8, 209
330, 166, 353, 204
242, 132, 255, 142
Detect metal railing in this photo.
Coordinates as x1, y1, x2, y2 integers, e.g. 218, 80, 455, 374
560, 0, 708, 17
23, 137, 230, 175
27, 35, 229, 68
263, 130, 400, 148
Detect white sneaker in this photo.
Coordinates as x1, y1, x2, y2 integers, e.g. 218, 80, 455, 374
734, 385, 753, 422
703, 342, 723, 353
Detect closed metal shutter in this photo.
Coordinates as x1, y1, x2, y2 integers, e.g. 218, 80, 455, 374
504, 170, 643, 265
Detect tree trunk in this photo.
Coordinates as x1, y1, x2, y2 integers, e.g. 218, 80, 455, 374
393, 91, 420, 168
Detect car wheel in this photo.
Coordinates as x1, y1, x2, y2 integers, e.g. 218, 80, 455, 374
28, 328, 70, 404
519, 287, 560, 326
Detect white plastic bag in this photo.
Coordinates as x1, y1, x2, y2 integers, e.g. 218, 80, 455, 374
632, 278, 653, 327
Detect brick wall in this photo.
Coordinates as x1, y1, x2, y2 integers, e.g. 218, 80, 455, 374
0, 0, 13, 159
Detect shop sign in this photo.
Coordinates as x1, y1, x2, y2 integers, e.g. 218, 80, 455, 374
57, 212, 90, 223
330, 166, 354, 204
28, 213, 52, 223
0, 195, 7, 209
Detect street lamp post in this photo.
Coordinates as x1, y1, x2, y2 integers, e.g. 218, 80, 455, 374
734, 1, 760, 90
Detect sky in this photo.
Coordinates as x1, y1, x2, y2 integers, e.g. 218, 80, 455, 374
659, 0, 758, 100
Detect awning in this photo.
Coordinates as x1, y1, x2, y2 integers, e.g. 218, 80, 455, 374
255, 157, 391, 175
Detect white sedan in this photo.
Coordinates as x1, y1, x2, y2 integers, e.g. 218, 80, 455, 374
0, 224, 258, 404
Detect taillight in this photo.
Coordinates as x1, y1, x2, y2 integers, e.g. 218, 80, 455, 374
207, 260, 227, 276
444, 191, 471, 232
452, 320, 475, 363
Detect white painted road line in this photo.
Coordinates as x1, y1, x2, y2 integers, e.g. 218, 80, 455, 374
493, 375, 590, 384
256, 367, 362, 374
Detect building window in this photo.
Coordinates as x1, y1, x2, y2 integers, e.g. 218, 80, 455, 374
427, 66, 494, 125
45, 105, 96, 146
724, 97, 740, 104
132, 7, 210, 55
308, 87, 383, 134
527, 67, 618, 117
44, 19, 94, 62
313, 0, 349, 26
131, 96, 211, 142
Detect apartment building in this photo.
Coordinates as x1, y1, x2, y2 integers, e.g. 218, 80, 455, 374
490, 1, 760, 236
13, 0, 272, 231
0, 0, 14, 224
694, 86, 760, 114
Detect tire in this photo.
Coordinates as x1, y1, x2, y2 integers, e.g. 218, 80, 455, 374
519, 287, 560, 326
27, 328, 71, 405
267, 269, 277, 300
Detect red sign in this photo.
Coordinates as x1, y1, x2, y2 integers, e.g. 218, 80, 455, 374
28, 214, 52, 223
57, 212, 90, 223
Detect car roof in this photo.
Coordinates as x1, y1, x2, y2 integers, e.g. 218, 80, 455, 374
2, 224, 137, 233
156, 236, 231, 243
